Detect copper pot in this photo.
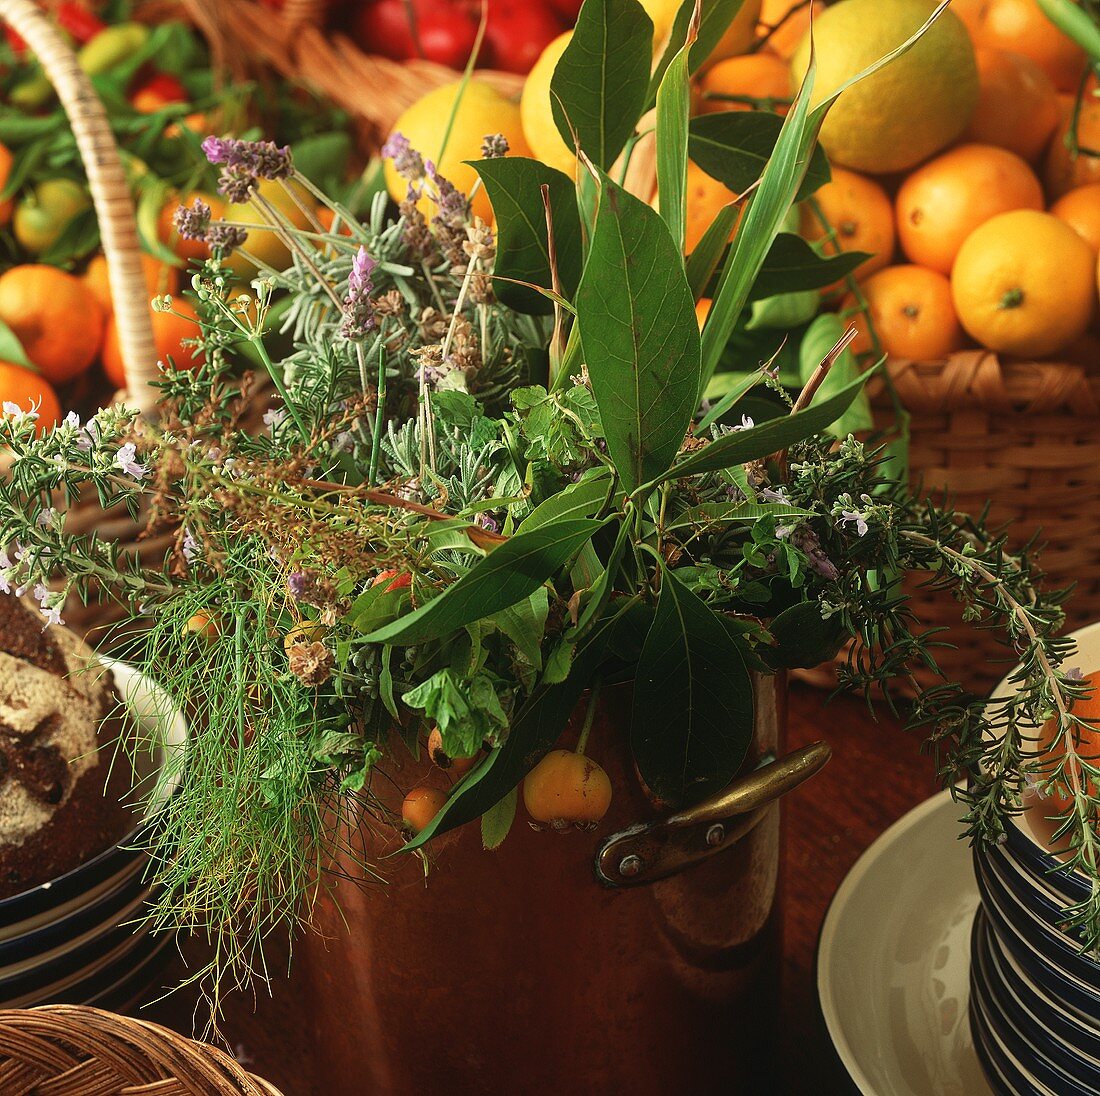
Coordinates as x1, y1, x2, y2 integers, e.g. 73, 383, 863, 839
300, 674, 823, 1094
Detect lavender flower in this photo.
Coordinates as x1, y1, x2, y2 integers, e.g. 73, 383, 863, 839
116, 442, 147, 480
340, 247, 378, 341
287, 571, 311, 600
481, 133, 509, 159
476, 512, 500, 535
202, 136, 293, 179
382, 132, 426, 183
174, 198, 212, 241
838, 509, 869, 537
1066, 666, 1085, 681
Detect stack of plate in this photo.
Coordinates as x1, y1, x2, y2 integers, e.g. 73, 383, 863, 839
969, 619, 1100, 1095
0, 661, 185, 1010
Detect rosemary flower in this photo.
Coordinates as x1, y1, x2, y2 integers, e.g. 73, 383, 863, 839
838, 509, 869, 537
116, 443, 148, 480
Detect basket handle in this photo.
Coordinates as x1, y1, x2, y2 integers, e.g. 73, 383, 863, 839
0, 0, 159, 415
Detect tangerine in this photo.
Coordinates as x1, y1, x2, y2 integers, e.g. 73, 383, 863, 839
0, 361, 61, 435
800, 167, 895, 283
698, 53, 791, 114
0, 265, 104, 385
1051, 184, 1100, 256
951, 209, 1095, 357
842, 264, 964, 361
952, 0, 1086, 92
964, 48, 1060, 163
895, 143, 1043, 274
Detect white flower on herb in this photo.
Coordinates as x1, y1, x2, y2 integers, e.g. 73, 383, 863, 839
262, 407, 286, 431
116, 442, 147, 480
36, 507, 57, 529
839, 509, 869, 537
761, 487, 791, 504
2, 398, 38, 423
182, 529, 199, 563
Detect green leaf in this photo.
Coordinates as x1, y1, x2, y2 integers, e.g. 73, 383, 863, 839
402, 611, 619, 850
576, 176, 701, 490
632, 567, 754, 805
685, 201, 739, 297
493, 588, 549, 671
481, 787, 518, 851
290, 132, 351, 192
761, 600, 845, 670
471, 157, 584, 315
799, 313, 873, 438
650, 0, 748, 97
550, 0, 653, 170
362, 519, 606, 645
688, 111, 829, 202
661, 368, 871, 483
402, 668, 508, 758
666, 500, 812, 530
746, 288, 819, 330
0, 319, 34, 371
693, 369, 760, 434
519, 470, 612, 532
751, 233, 868, 299
654, 10, 696, 254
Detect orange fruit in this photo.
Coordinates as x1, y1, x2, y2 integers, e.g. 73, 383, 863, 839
758, 0, 823, 61
0, 265, 104, 385
1036, 670, 1100, 814
0, 361, 60, 435
1045, 91, 1100, 198
951, 209, 1095, 357
698, 53, 791, 114
952, 0, 1086, 92
696, 297, 712, 329
800, 167, 895, 284
842, 265, 964, 361
523, 750, 613, 826
1051, 184, 1100, 256
158, 191, 226, 264
964, 48, 1060, 163
0, 142, 12, 227
401, 786, 447, 834
427, 727, 479, 775
101, 298, 204, 388
895, 143, 1043, 274
84, 253, 179, 316
316, 206, 354, 236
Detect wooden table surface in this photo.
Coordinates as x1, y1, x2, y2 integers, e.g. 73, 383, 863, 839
144, 683, 941, 1095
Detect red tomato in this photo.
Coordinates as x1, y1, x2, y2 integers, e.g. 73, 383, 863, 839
545, 0, 584, 19
4, 25, 27, 56
352, 0, 483, 67
133, 72, 188, 104
482, 1, 566, 75
55, 2, 107, 44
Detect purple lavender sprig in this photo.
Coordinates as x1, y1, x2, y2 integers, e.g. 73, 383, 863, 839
340, 247, 378, 342
202, 136, 293, 203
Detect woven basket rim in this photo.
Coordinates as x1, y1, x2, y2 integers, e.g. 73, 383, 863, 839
0, 1004, 284, 1095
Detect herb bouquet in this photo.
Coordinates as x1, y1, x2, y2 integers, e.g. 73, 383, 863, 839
0, 0, 1094, 1089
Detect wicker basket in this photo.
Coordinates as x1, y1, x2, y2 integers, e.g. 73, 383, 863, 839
796, 350, 1100, 696
0, 1004, 283, 1095
174, 0, 525, 147
0, 1, 281, 637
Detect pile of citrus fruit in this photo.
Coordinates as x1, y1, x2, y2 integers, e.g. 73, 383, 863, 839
801, 0, 1100, 364
383, 0, 1100, 369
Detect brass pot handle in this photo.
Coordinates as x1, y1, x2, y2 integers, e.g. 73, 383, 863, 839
594, 741, 832, 888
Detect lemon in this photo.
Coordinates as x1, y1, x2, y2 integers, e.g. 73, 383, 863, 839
521, 33, 577, 178
790, 0, 978, 174
383, 80, 531, 224
224, 178, 313, 278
